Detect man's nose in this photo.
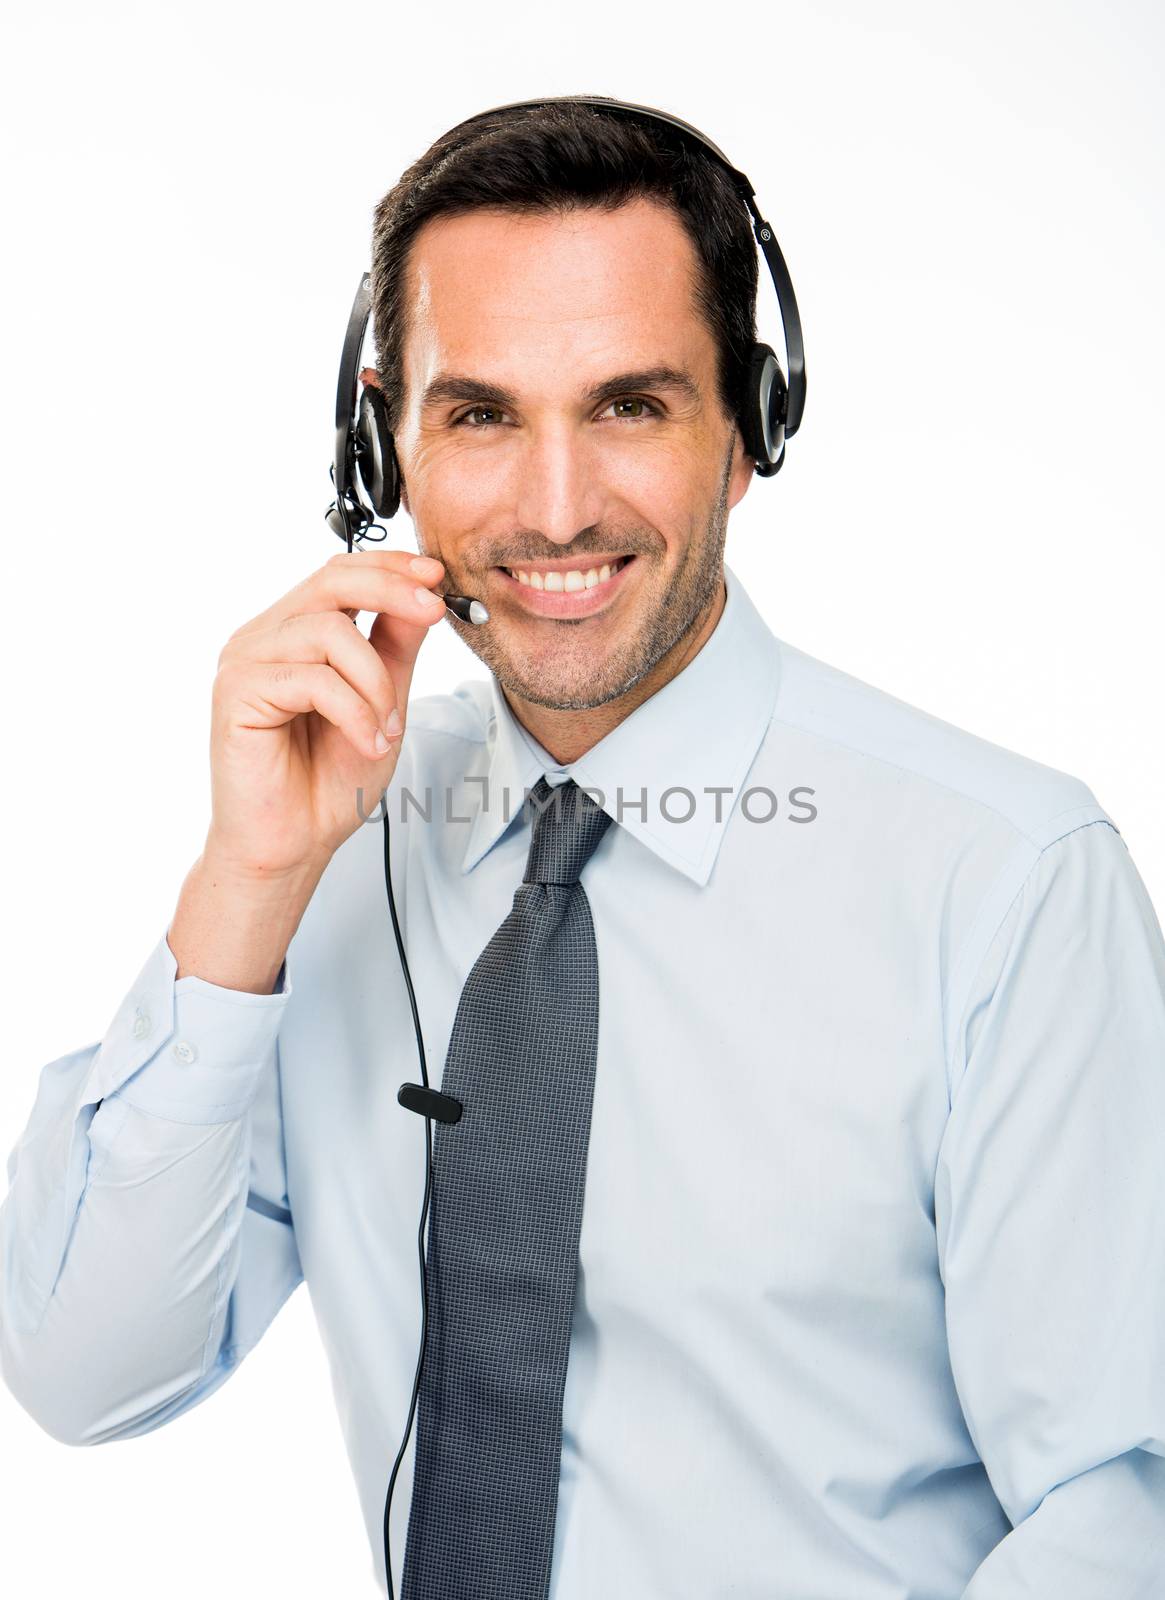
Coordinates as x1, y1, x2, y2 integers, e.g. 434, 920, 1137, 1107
513, 422, 607, 546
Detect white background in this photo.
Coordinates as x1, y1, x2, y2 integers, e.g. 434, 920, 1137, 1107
1, 1, 1162, 1593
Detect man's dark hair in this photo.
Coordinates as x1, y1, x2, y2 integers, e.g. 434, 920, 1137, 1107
369, 99, 759, 436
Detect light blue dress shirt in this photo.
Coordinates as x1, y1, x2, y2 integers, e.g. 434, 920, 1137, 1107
3, 563, 1165, 1597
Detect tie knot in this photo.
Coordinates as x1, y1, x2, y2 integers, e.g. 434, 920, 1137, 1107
521, 777, 613, 886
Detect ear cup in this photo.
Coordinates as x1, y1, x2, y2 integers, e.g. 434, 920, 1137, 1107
355, 385, 402, 519
740, 342, 788, 477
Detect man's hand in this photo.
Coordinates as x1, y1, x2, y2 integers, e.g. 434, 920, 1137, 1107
168, 547, 448, 992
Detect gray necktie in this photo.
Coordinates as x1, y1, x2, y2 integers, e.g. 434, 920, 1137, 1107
401, 775, 614, 1600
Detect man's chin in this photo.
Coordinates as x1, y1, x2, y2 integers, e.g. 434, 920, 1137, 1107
493, 649, 642, 714
500, 675, 624, 715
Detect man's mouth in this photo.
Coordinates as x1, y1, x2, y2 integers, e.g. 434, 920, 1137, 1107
492, 554, 637, 617
497, 555, 634, 591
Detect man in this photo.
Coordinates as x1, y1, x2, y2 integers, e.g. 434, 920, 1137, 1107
3, 98, 1164, 1599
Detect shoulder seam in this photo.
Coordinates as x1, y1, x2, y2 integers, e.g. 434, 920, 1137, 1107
767, 646, 1102, 849
768, 699, 1093, 852
941, 816, 1120, 1107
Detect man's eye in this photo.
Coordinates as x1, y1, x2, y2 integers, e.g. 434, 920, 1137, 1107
604, 397, 660, 421
453, 405, 509, 428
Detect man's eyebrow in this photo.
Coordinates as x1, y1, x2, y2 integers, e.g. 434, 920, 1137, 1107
421, 374, 520, 410
420, 366, 702, 411
585, 367, 702, 407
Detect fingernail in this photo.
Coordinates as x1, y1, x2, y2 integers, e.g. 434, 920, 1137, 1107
409, 555, 442, 576
414, 586, 444, 608
385, 707, 403, 736
374, 730, 390, 754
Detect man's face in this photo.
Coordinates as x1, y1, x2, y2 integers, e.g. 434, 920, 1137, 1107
387, 197, 754, 711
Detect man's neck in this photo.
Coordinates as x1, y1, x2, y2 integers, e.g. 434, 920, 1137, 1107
503, 573, 727, 766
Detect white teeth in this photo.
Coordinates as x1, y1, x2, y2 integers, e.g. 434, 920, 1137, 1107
508, 557, 627, 590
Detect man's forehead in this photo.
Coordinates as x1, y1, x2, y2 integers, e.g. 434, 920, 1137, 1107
400, 198, 708, 375
412, 201, 700, 311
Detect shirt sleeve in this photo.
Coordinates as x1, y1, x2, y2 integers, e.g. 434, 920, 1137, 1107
0, 930, 303, 1445
935, 818, 1165, 1595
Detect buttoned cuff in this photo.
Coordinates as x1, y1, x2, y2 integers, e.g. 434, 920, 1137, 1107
78, 933, 293, 1125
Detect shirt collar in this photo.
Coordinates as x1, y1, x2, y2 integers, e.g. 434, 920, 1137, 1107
460, 561, 782, 887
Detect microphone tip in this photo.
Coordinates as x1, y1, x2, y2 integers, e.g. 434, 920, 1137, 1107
443, 593, 490, 625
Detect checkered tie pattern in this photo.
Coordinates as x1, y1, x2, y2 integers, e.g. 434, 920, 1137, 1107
400, 776, 614, 1600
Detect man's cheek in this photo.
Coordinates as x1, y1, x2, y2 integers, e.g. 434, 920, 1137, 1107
602, 435, 712, 501
421, 449, 518, 520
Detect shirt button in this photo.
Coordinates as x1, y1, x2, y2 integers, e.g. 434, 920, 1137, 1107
131, 1007, 152, 1039
172, 1040, 197, 1065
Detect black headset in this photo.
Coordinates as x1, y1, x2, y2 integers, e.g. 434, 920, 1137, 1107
327, 95, 808, 1599
326, 94, 806, 560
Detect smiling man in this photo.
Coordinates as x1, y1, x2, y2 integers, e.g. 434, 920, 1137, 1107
4, 97, 1165, 1600
369, 195, 751, 760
